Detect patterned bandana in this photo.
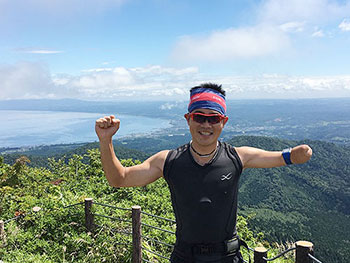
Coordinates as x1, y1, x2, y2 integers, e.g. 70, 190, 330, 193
188, 87, 226, 115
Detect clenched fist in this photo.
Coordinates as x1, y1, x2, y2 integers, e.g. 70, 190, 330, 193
95, 115, 120, 142
291, 144, 313, 164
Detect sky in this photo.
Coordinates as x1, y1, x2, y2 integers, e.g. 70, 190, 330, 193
1, 0, 350, 101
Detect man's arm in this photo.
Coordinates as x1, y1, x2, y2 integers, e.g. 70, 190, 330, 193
95, 115, 168, 187
235, 144, 312, 169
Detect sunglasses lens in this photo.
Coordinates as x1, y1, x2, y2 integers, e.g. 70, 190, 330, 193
192, 113, 222, 124
208, 116, 221, 124
193, 114, 206, 123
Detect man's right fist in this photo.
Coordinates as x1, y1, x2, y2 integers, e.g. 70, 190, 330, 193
95, 115, 120, 141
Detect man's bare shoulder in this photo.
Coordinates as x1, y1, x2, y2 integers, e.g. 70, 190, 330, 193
152, 150, 170, 160
145, 150, 170, 173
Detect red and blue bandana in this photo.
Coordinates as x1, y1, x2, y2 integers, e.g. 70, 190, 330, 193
188, 88, 226, 115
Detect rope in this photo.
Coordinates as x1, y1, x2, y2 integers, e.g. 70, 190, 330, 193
93, 202, 131, 211
94, 223, 132, 236
142, 247, 171, 260
141, 235, 174, 248
141, 222, 176, 235
263, 247, 296, 261
308, 253, 323, 263
141, 211, 176, 223
94, 213, 132, 223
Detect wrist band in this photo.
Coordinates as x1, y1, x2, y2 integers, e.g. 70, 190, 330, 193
282, 148, 293, 165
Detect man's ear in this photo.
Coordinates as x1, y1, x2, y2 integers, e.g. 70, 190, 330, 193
184, 113, 190, 124
223, 116, 229, 125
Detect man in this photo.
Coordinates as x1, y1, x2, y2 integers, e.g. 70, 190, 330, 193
95, 83, 312, 263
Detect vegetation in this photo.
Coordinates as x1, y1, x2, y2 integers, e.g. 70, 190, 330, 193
1, 142, 149, 168
0, 147, 292, 263
1, 135, 349, 262
229, 136, 350, 263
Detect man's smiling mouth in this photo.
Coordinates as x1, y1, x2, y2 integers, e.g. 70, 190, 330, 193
199, 131, 213, 136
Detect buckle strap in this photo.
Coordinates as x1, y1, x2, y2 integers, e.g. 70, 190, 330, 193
175, 236, 241, 255
192, 242, 226, 254
225, 236, 240, 254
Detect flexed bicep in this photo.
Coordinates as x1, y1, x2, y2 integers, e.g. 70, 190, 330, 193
118, 150, 169, 187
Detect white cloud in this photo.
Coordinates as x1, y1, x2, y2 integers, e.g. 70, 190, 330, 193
171, 25, 290, 62
339, 18, 350, 31
219, 75, 350, 98
13, 48, 64, 54
312, 29, 325, 37
279, 21, 305, 32
54, 65, 200, 100
1, 62, 350, 100
170, 0, 350, 64
0, 62, 54, 99
26, 50, 63, 54
160, 101, 186, 110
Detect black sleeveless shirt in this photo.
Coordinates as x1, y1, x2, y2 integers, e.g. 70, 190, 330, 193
163, 141, 243, 244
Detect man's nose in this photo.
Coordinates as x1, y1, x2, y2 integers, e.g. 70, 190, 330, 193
201, 119, 211, 127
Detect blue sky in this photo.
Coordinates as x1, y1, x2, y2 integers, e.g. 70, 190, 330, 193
1, 0, 350, 100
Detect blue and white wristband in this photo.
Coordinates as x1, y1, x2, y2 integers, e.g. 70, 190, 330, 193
282, 148, 293, 165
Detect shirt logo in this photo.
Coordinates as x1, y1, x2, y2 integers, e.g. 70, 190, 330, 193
221, 172, 232, 181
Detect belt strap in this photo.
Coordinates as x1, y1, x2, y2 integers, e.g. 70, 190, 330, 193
175, 236, 240, 255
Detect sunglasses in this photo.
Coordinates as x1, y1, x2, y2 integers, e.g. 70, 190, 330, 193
185, 112, 228, 124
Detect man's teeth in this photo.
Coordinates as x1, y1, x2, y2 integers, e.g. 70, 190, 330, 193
200, 131, 212, 135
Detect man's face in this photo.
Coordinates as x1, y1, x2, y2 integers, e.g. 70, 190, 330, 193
186, 108, 227, 148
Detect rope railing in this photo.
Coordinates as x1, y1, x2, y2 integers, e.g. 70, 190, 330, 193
0, 198, 326, 263
141, 210, 176, 223
309, 253, 324, 263
93, 201, 131, 212
141, 235, 174, 248
141, 221, 176, 235
263, 247, 296, 261
142, 246, 171, 261
81, 199, 174, 262
94, 213, 132, 223
254, 241, 324, 263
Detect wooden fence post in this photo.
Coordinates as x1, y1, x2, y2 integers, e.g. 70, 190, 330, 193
254, 246, 267, 263
132, 205, 142, 263
84, 198, 94, 233
0, 220, 6, 247
296, 241, 313, 263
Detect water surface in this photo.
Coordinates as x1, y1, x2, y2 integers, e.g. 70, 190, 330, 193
0, 110, 171, 148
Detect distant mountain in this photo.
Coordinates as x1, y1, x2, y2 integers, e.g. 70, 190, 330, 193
0, 98, 186, 118
228, 136, 350, 263
1, 98, 350, 146
1, 141, 150, 168
1, 134, 349, 262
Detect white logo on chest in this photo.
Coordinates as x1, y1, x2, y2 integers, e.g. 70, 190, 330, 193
221, 172, 232, 181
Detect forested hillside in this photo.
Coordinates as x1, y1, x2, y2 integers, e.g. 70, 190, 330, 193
1, 135, 349, 263
228, 136, 350, 263
1, 142, 150, 168
1, 147, 290, 263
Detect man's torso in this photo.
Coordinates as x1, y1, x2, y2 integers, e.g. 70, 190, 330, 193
163, 141, 243, 244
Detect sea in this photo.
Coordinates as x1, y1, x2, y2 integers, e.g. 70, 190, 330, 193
0, 110, 172, 148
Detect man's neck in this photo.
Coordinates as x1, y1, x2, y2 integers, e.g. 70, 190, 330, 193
190, 141, 219, 166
